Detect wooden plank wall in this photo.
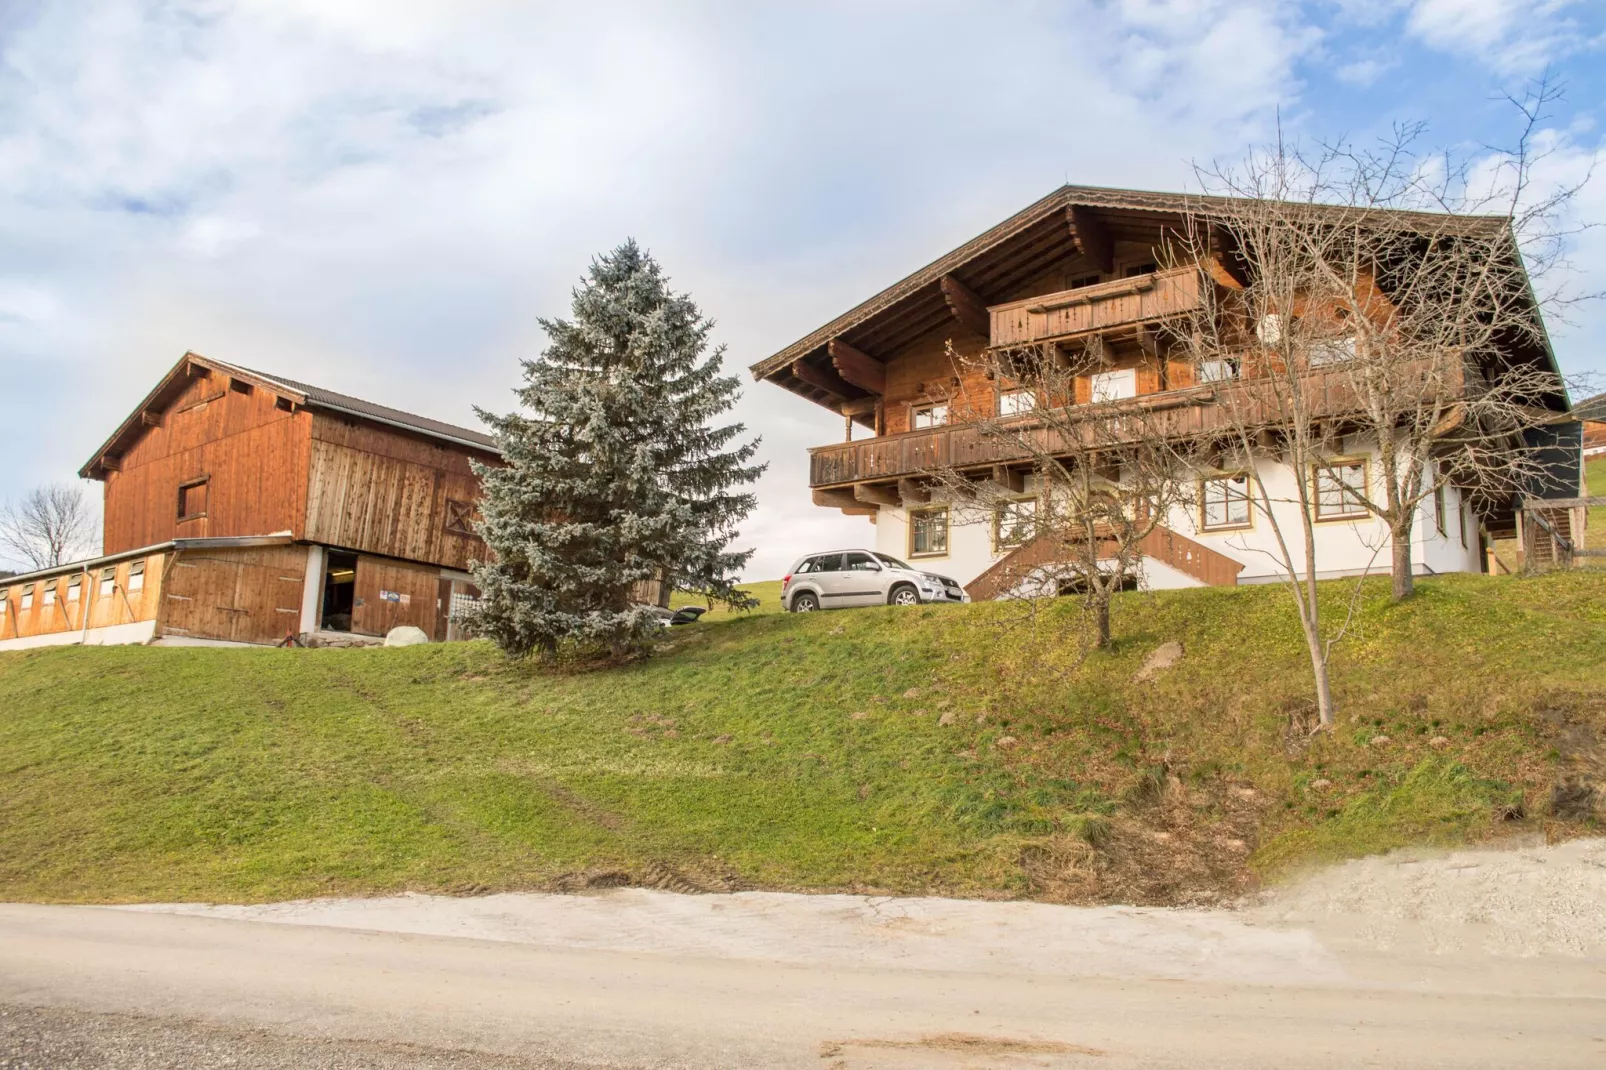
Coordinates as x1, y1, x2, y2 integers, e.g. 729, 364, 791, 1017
304, 414, 493, 571
161, 546, 306, 645
102, 372, 310, 554
0, 552, 168, 641
352, 556, 441, 637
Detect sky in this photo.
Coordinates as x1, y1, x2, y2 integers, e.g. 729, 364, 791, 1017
1, 0, 1603, 577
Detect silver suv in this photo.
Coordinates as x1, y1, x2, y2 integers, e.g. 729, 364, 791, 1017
781, 550, 969, 612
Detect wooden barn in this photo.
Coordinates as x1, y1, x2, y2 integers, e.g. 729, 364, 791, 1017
1, 352, 501, 650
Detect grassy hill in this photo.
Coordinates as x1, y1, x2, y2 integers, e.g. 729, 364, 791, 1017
1, 571, 1603, 907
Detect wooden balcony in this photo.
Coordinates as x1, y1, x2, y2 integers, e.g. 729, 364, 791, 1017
809, 385, 1221, 488
807, 357, 1458, 490
988, 266, 1204, 348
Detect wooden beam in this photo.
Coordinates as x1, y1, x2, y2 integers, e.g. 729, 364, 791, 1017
813, 487, 877, 516
940, 275, 991, 339
828, 339, 886, 395
990, 465, 1026, 493
791, 358, 852, 399
1207, 229, 1250, 288
141, 410, 164, 428
99, 455, 121, 473
1136, 324, 1159, 359
854, 483, 901, 507
838, 396, 879, 417
1068, 205, 1113, 275
898, 478, 930, 505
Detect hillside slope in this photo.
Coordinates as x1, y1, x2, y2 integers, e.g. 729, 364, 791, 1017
1, 572, 1602, 906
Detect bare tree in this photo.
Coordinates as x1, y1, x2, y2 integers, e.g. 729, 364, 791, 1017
1163, 83, 1585, 725
920, 339, 1203, 650
0, 483, 97, 570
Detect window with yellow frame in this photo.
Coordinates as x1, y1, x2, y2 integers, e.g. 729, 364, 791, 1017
993, 496, 1037, 550
1312, 458, 1369, 521
908, 506, 950, 557
1200, 472, 1252, 531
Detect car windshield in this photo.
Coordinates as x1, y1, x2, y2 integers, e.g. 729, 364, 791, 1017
874, 553, 912, 570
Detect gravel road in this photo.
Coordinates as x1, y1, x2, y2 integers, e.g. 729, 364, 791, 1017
3, 838, 1604, 1069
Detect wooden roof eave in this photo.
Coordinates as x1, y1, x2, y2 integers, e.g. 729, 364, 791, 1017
77, 352, 310, 481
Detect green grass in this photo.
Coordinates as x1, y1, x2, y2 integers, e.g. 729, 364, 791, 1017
1587, 455, 1605, 566
2, 571, 1603, 906
669, 580, 785, 619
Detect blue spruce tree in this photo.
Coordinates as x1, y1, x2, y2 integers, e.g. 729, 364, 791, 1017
471, 241, 764, 658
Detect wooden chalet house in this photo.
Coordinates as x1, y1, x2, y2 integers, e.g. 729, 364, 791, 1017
0, 353, 499, 650
750, 185, 1584, 597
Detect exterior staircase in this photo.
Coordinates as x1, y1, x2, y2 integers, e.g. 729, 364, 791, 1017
965, 525, 1244, 602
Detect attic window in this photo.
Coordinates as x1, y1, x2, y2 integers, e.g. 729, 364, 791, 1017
229, 379, 253, 395
178, 478, 209, 521
276, 396, 294, 412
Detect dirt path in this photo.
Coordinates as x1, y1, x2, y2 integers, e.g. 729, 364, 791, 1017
4, 839, 1605, 1068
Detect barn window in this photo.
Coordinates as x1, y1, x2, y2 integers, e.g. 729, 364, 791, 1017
0, 589, 8, 615
99, 567, 117, 596
229, 378, 253, 395
19, 585, 32, 610
177, 478, 209, 520
128, 561, 145, 592
42, 583, 56, 606
443, 498, 478, 537
275, 396, 294, 412
67, 574, 82, 602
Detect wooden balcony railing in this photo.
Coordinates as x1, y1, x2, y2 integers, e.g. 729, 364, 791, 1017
989, 266, 1205, 348
807, 358, 1458, 489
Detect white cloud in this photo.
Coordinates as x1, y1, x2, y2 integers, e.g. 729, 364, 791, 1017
3, 1, 1596, 579
1405, 0, 1589, 72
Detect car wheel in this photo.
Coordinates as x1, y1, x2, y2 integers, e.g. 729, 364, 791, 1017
791, 591, 819, 612
889, 584, 920, 607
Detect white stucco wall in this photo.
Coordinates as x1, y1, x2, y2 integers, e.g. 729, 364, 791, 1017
0, 619, 158, 652
868, 436, 1490, 595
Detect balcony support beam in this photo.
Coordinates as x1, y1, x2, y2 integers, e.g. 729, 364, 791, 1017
1068, 205, 1114, 275
854, 483, 901, 507
828, 339, 886, 395
898, 478, 930, 505
940, 275, 991, 339
814, 487, 877, 516
991, 465, 1026, 494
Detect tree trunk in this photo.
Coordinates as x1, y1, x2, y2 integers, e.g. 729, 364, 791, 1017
1093, 598, 1111, 649
1391, 516, 1415, 600
1298, 620, 1336, 728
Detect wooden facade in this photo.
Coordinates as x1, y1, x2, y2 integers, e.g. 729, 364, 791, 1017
41, 352, 509, 648
0, 550, 168, 644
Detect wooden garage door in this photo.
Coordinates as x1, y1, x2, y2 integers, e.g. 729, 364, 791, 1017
163, 546, 306, 644
351, 556, 440, 638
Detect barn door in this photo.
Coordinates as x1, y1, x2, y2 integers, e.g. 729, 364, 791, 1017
351, 556, 440, 638
161, 548, 305, 644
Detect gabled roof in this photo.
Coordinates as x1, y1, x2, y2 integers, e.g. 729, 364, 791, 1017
79, 352, 498, 480
749, 183, 1525, 409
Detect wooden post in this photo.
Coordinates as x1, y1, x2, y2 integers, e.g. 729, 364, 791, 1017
1513, 508, 1525, 570
845, 413, 853, 443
